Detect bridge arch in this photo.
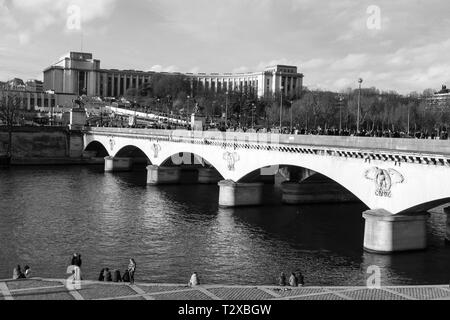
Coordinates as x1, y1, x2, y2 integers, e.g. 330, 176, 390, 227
231, 157, 375, 210
84, 140, 110, 158
398, 198, 450, 214
157, 150, 227, 180
236, 163, 366, 206
112, 145, 153, 167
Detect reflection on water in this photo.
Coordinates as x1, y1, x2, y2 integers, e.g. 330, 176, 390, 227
0, 166, 449, 286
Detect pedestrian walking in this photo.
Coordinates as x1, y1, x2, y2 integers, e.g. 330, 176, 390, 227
128, 259, 136, 285
75, 254, 82, 268
71, 253, 78, 266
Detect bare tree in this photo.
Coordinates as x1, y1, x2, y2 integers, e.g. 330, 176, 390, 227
0, 91, 21, 159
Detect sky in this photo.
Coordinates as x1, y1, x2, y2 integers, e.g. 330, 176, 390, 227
0, 0, 449, 94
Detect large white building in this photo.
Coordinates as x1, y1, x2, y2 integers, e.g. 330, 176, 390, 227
427, 85, 450, 106
44, 52, 304, 99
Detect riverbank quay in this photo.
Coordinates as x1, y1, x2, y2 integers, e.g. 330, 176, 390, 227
0, 278, 450, 300
0, 126, 88, 165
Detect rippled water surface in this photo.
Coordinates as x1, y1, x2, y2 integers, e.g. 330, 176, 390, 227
1, 166, 449, 286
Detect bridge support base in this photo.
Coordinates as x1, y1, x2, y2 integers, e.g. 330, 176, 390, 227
147, 165, 181, 185
444, 207, 450, 244
281, 175, 358, 204
363, 209, 429, 253
179, 167, 200, 185
218, 180, 264, 208
198, 168, 222, 184
104, 157, 133, 172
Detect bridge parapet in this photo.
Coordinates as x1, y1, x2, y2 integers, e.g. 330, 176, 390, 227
84, 128, 450, 167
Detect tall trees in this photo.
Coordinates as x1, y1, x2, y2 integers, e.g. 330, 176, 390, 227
115, 76, 450, 134
0, 91, 21, 158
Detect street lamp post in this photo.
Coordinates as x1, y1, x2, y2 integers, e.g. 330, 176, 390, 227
225, 91, 229, 129
46, 90, 55, 126
134, 101, 137, 128
407, 104, 410, 136
251, 103, 256, 129
290, 100, 294, 133
357, 78, 363, 134
186, 96, 190, 128
279, 86, 284, 132
338, 95, 344, 133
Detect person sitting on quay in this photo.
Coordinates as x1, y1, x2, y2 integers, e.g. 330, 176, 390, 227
98, 268, 106, 281
298, 271, 305, 287
112, 269, 122, 283
289, 273, 299, 287
12, 265, 26, 280
103, 268, 112, 282
278, 272, 287, 286
24, 265, 31, 278
188, 272, 200, 287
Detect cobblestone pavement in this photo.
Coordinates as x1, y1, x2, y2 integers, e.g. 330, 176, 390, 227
0, 278, 449, 300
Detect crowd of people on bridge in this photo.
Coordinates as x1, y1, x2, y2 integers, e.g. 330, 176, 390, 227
94, 117, 449, 141
90, 103, 450, 141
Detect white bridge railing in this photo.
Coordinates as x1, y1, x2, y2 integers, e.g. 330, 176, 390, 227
85, 127, 450, 166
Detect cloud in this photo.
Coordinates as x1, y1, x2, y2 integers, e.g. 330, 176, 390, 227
3, 0, 117, 45
11, 0, 116, 23
18, 32, 30, 45
0, 0, 18, 29
2, 0, 450, 95
232, 66, 251, 74
148, 65, 180, 73
331, 54, 369, 70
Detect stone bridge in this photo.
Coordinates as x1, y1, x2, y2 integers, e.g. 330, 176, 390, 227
83, 127, 450, 254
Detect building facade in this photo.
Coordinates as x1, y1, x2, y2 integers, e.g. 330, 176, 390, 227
0, 89, 60, 111
427, 85, 450, 106
44, 52, 304, 99
1, 76, 75, 111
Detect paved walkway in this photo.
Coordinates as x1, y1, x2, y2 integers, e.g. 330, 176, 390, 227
0, 278, 450, 300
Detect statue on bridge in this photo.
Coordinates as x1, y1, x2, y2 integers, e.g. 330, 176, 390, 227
193, 102, 204, 116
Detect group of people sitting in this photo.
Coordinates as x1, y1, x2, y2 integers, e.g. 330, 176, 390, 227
279, 272, 304, 287
98, 259, 137, 285
11, 258, 304, 289
12, 265, 31, 279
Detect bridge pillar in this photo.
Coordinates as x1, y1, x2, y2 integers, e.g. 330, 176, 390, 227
104, 157, 133, 172
198, 168, 222, 184
363, 209, 429, 253
218, 180, 264, 208
444, 207, 450, 244
281, 175, 358, 204
179, 167, 200, 185
147, 165, 181, 185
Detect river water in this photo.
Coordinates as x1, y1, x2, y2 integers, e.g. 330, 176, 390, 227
0, 166, 449, 286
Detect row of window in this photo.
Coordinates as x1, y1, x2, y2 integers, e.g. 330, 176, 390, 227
95, 74, 300, 97
0, 96, 57, 110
